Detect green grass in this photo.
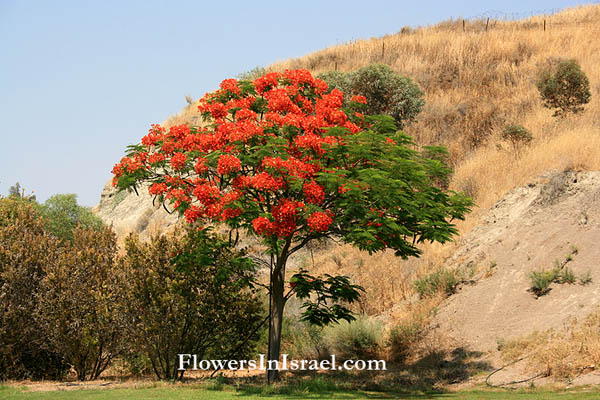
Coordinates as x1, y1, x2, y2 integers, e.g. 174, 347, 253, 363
2, 384, 600, 400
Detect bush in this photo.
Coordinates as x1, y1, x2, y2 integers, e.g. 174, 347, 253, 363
237, 66, 267, 81
529, 267, 575, 297
501, 124, 533, 156
0, 198, 69, 380
536, 59, 591, 117
529, 250, 578, 297
413, 268, 461, 298
579, 271, 592, 285
529, 269, 557, 297
316, 70, 352, 95
40, 194, 103, 241
281, 317, 327, 360
36, 226, 124, 381
388, 317, 424, 363
323, 316, 382, 359
556, 267, 576, 284
317, 64, 425, 129
120, 227, 264, 380
349, 64, 425, 129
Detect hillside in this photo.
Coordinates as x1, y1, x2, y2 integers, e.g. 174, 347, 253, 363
435, 170, 600, 348
94, 5, 600, 384
96, 4, 600, 235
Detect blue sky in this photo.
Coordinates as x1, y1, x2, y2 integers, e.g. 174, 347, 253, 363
0, 0, 594, 205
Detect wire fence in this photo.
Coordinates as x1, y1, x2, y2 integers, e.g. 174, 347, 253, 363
465, 8, 564, 21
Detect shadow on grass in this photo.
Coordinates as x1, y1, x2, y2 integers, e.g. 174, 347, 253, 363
209, 347, 491, 399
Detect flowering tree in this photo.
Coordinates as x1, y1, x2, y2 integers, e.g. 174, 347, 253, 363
112, 69, 470, 381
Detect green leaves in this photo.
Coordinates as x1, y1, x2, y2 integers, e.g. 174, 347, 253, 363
290, 270, 364, 326
537, 58, 591, 117
41, 194, 103, 242
318, 64, 425, 129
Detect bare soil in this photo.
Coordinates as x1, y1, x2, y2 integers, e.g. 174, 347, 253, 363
432, 170, 600, 385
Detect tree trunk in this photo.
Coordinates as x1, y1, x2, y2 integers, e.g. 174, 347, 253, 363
267, 258, 286, 383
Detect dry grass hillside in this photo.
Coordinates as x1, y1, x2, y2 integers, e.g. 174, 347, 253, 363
95, 7, 600, 379
97, 3, 600, 312
270, 5, 600, 213
163, 5, 600, 219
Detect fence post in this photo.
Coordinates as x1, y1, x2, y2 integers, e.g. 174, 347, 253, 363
544, 19, 546, 31
486, 17, 489, 31
463, 19, 465, 32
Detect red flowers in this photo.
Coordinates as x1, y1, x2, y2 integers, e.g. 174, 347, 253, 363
250, 172, 284, 191
217, 154, 241, 175
170, 152, 187, 170
351, 95, 367, 104
307, 212, 333, 232
148, 182, 168, 195
303, 180, 324, 204
253, 216, 275, 236
112, 68, 372, 238
253, 72, 281, 94
220, 78, 240, 94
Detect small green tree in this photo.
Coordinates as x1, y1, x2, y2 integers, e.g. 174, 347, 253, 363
41, 194, 103, 241
8, 182, 22, 198
316, 70, 353, 96
349, 64, 425, 128
536, 59, 591, 117
501, 124, 533, 157
317, 64, 425, 129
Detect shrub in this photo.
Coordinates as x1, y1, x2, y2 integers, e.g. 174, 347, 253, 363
281, 316, 327, 360
0, 198, 69, 380
349, 64, 425, 128
40, 194, 103, 241
530, 248, 579, 297
324, 316, 383, 359
316, 64, 425, 129
388, 317, 424, 363
413, 268, 461, 298
579, 271, 592, 285
501, 124, 533, 156
315, 70, 352, 95
237, 66, 267, 81
120, 227, 264, 380
529, 269, 558, 297
36, 226, 124, 381
536, 59, 591, 117
556, 267, 576, 284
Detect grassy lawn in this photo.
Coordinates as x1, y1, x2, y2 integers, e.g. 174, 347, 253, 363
2, 384, 600, 400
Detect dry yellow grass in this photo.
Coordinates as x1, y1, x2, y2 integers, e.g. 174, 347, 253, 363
500, 311, 600, 380
268, 4, 600, 213
267, 5, 600, 336
161, 5, 600, 326
171, 4, 600, 220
